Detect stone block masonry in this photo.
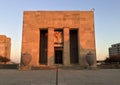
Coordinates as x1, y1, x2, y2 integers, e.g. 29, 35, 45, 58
21, 11, 96, 67
0, 35, 11, 59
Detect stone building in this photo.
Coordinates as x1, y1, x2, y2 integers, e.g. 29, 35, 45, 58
0, 35, 11, 59
21, 11, 96, 67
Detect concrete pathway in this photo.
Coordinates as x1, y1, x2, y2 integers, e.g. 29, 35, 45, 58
0, 69, 120, 85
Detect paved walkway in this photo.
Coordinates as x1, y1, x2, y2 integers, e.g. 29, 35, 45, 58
0, 69, 120, 85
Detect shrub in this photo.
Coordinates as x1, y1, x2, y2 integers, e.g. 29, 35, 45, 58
104, 56, 120, 64
0, 55, 10, 64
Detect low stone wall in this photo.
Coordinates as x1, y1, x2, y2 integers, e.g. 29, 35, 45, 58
98, 64, 120, 69
0, 64, 18, 69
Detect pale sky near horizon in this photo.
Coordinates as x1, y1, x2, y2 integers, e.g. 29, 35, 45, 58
0, 0, 120, 63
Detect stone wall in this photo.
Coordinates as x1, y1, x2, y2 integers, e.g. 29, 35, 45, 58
0, 35, 11, 59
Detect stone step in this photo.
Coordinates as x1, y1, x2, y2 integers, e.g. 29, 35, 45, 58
31, 65, 85, 70
31, 66, 56, 70
58, 66, 85, 70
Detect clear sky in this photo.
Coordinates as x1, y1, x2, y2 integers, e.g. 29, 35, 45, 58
0, 0, 120, 63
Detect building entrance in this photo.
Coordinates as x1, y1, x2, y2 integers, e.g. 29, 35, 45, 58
54, 48, 63, 64
39, 30, 48, 65
70, 29, 79, 64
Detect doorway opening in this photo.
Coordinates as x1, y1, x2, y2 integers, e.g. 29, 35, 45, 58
70, 29, 79, 64
54, 48, 63, 64
39, 29, 48, 65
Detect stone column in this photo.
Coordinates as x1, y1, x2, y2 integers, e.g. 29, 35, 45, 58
63, 27, 70, 65
47, 28, 54, 66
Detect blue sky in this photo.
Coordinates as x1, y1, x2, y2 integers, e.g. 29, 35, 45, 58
0, 0, 120, 63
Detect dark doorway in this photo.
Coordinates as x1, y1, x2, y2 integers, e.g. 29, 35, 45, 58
55, 48, 63, 64
39, 30, 48, 64
70, 29, 79, 64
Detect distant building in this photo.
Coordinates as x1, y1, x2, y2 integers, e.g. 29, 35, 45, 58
0, 35, 11, 59
109, 43, 120, 57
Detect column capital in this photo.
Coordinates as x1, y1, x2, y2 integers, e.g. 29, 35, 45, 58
48, 27, 54, 29
64, 27, 69, 29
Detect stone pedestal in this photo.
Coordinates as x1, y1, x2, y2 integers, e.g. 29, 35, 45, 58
19, 65, 31, 71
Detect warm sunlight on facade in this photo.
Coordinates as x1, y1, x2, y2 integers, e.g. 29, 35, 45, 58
21, 11, 96, 67
0, 35, 11, 59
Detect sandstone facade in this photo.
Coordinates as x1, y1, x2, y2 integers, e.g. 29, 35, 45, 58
21, 11, 96, 67
0, 35, 11, 59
